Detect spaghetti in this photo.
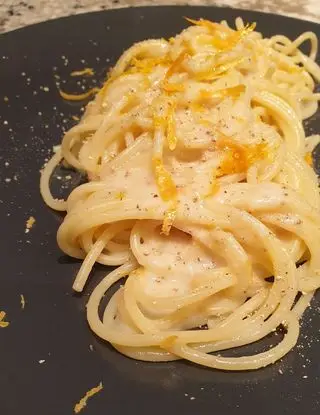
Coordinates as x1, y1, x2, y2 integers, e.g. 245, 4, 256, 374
41, 17, 320, 370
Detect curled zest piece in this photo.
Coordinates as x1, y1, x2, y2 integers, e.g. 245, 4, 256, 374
71, 68, 95, 77
0, 311, 9, 328
304, 152, 313, 166
185, 17, 256, 51
20, 294, 26, 310
196, 58, 246, 81
162, 51, 188, 93
197, 85, 246, 106
216, 136, 268, 176
59, 87, 100, 101
74, 382, 103, 414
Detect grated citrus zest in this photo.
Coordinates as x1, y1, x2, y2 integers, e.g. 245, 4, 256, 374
196, 57, 246, 81
59, 88, 100, 101
152, 157, 177, 202
304, 152, 313, 166
198, 84, 246, 104
130, 56, 170, 74
216, 135, 268, 176
20, 294, 26, 310
0, 311, 9, 328
74, 382, 103, 414
162, 51, 188, 92
71, 68, 95, 77
167, 102, 178, 151
161, 204, 177, 236
185, 17, 230, 34
26, 216, 36, 229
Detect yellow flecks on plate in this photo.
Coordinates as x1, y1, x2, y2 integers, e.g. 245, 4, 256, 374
216, 136, 268, 177
59, 87, 100, 101
20, 294, 26, 310
4, 96, 9, 102
25, 216, 36, 234
152, 157, 177, 202
0, 311, 9, 328
160, 335, 178, 349
161, 204, 177, 236
72, 115, 80, 121
71, 68, 95, 77
26, 216, 36, 230
304, 152, 313, 166
74, 382, 103, 414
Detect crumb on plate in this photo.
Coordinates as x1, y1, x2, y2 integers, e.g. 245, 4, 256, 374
74, 382, 103, 413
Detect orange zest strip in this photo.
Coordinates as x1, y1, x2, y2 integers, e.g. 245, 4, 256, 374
162, 51, 188, 93
152, 157, 177, 202
0, 311, 9, 328
59, 87, 100, 101
304, 152, 313, 166
161, 204, 177, 236
196, 58, 246, 81
74, 382, 103, 414
185, 17, 256, 52
162, 81, 185, 92
71, 68, 95, 77
130, 56, 170, 74
167, 102, 178, 151
216, 135, 267, 177
199, 85, 246, 102
184, 17, 230, 33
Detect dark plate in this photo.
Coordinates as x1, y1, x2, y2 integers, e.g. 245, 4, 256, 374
0, 6, 319, 415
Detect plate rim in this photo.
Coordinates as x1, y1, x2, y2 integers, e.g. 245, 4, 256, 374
1, 4, 319, 40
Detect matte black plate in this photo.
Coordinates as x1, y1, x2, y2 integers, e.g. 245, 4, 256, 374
0, 6, 319, 415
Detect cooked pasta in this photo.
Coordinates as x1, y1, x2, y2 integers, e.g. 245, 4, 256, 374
41, 17, 320, 371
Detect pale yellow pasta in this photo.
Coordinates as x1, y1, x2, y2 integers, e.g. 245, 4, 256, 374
41, 17, 320, 371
